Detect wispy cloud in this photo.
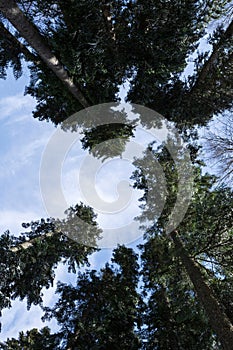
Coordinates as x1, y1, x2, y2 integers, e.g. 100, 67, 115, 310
0, 94, 35, 122
0, 209, 42, 235
1, 282, 60, 342
1, 136, 50, 178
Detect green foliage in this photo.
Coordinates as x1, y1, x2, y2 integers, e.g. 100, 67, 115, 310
0, 203, 100, 316
0, 24, 22, 79
42, 246, 142, 349
1, 0, 233, 129
132, 143, 233, 348
81, 122, 135, 160
0, 327, 59, 350
0, 1, 233, 348
140, 236, 218, 349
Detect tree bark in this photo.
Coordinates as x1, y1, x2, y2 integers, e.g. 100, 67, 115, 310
0, 0, 90, 108
10, 231, 56, 252
190, 19, 233, 95
170, 230, 233, 350
159, 284, 180, 350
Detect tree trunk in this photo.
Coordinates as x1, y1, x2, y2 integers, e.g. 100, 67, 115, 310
170, 230, 233, 350
190, 19, 233, 94
0, 0, 90, 108
159, 284, 180, 350
10, 231, 56, 252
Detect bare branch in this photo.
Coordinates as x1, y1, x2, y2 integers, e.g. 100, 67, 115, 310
203, 113, 233, 184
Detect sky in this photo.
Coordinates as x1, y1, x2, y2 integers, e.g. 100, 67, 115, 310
0, 68, 58, 340
0, 67, 146, 340
0, 66, 176, 340
0, 68, 54, 234
0, 67, 194, 340
0, 67, 112, 340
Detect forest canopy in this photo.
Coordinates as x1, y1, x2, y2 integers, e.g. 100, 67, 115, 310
0, 0, 233, 349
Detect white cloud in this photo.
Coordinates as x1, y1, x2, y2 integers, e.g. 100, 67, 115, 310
1, 300, 59, 342
0, 92, 54, 181
0, 88, 146, 340
0, 209, 41, 235
0, 94, 35, 121
0, 137, 47, 179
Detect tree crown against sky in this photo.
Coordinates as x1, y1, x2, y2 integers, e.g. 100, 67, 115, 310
0, 0, 233, 129
0, 0, 233, 348
1, 162, 233, 348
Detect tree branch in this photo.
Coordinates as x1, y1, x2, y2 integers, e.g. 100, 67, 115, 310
10, 231, 57, 252
0, 0, 90, 108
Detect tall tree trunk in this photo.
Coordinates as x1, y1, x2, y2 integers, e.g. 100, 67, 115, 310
159, 283, 180, 350
0, 0, 90, 108
170, 230, 233, 350
189, 19, 233, 95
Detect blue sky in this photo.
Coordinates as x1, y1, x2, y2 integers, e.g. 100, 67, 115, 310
0, 68, 106, 339
0, 68, 59, 340
0, 66, 183, 339
0, 69, 53, 235
0, 68, 145, 340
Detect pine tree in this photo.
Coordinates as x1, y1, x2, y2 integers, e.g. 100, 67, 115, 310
1, 246, 142, 349
0, 0, 232, 128
132, 144, 233, 349
0, 203, 101, 322
0, 1, 233, 348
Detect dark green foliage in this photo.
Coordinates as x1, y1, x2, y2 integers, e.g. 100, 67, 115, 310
81, 122, 135, 159
140, 236, 218, 349
0, 23, 22, 79
0, 248, 142, 349
42, 246, 141, 349
24, 63, 78, 124
0, 327, 59, 349
1, 0, 233, 129
20, 0, 131, 123
132, 144, 233, 348
0, 1, 233, 348
0, 203, 100, 315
